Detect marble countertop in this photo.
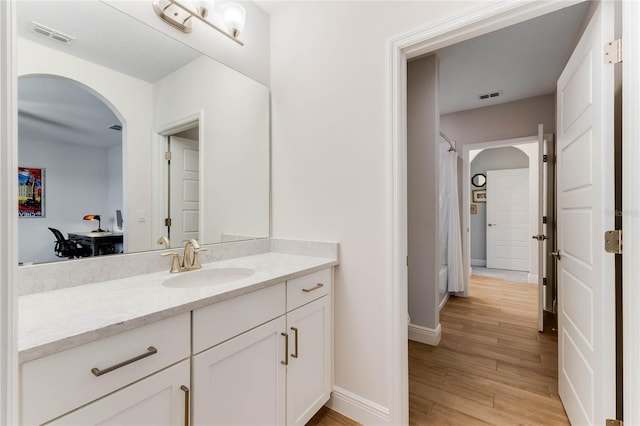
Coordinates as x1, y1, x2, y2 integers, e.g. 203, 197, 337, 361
19, 252, 338, 364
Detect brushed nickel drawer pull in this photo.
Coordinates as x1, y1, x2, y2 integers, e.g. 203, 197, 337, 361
91, 346, 158, 377
291, 327, 299, 358
281, 332, 289, 365
181, 385, 190, 426
302, 283, 324, 293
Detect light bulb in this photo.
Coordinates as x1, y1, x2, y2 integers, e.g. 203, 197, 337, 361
193, 0, 215, 18
221, 2, 246, 38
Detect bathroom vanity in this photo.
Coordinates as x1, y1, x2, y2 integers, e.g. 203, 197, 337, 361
18, 247, 337, 425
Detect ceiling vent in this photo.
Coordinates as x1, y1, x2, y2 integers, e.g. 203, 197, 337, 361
31, 21, 75, 45
108, 124, 122, 131
478, 91, 502, 100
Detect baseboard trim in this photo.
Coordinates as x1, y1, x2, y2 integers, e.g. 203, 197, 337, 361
438, 293, 450, 310
408, 323, 441, 346
327, 386, 390, 425
471, 259, 487, 266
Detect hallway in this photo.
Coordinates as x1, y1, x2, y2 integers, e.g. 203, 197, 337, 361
409, 275, 568, 425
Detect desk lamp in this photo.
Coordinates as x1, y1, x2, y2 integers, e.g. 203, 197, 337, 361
83, 215, 104, 232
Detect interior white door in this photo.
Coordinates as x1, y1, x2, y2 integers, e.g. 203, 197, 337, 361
536, 125, 545, 332
169, 136, 199, 247
556, 1, 615, 424
486, 168, 529, 271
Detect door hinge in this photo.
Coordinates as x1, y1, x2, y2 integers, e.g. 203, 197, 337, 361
406, 256, 409, 267
543, 277, 547, 286
164, 151, 172, 161
606, 419, 623, 426
543, 154, 548, 163
164, 217, 172, 227
604, 39, 622, 64
604, 230, 622, 254
543, 216, 548, 224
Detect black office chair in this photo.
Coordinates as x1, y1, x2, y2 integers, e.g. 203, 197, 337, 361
48, 227, 91, 259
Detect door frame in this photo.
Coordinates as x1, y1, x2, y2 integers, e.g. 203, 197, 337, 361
389, 1, 638, 425
152, 112, 204, 250
622, 1, 640, 421
462, 135, 539, 293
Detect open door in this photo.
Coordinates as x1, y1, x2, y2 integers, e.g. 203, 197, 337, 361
556, 1, 616, 424
535, 124, 545, 332
168, 135, 200, 246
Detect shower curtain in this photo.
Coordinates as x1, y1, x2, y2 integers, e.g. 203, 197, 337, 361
446, 150, 465, 293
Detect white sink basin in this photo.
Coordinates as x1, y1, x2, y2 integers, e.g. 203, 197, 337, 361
162, 267, 255, 288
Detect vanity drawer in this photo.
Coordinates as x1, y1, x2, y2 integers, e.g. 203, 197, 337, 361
20, 313, 190, 426
192, 282, 286, 354
287, 268, 332, 312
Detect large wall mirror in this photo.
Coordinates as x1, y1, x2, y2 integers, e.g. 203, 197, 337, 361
16, 1, 270, 265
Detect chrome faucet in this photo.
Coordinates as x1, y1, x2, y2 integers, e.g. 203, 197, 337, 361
161, 239, 207, 273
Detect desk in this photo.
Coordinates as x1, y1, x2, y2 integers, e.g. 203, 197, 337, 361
68, 232, 124, 257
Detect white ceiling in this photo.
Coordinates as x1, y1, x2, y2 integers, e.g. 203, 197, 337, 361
435, 1, 591, 114
19, 76, 121, 149
16, 1, 201, 83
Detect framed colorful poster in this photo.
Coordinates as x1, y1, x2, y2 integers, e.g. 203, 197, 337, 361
18, 167, 45, 217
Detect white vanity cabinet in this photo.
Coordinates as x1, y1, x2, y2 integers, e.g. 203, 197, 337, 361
191, 268, 332, 426
20, 313, 190, 426
285, 269, 333, 426
47, 359, 190, 426
192, 316, 287, 425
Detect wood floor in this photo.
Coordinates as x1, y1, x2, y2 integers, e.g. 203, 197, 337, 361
307, 274, 568, 426
409, 275, 568, 425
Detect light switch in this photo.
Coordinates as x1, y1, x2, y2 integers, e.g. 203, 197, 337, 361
137, 209, 146, 222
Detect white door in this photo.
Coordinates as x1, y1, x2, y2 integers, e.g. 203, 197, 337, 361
556, 1, 615, 424
169, 136, 199, 247
192, 316, 286, 425
49, 360, 189, 426
536, 125, 545, 332
486, 168, 529, 271
286, 296, 332, 426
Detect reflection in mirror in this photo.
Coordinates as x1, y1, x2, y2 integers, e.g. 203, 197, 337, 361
165, 125, 200, 248
16, 1, 270, 265
18, 75, 123, 264
471, 173, 487, 188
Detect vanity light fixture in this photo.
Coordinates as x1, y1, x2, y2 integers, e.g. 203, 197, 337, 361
152, 0, 246, 46
83, 215, 105, 233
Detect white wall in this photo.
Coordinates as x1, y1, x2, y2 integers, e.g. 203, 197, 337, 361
441, 94, 555, 147
106, 0, 271, 86
154, 55, 270, 244
107, 144, 123, 231
407, 55, 439, 332
270, 1, 480, 421
17, 37, 154, 253
18, 138, 111, 264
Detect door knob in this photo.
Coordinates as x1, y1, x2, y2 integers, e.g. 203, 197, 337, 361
551, 250, 562, 260
532, 234, 548, 241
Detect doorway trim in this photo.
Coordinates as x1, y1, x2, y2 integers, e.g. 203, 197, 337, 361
622, 2, 640, 422
462, 135, 538, 294
387, 1, 632, 424
152, 112, 204, 250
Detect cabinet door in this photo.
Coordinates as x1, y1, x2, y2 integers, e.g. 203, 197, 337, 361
286, 295, 332, 426
192, 316, 287, 425
48, 360, 190, 426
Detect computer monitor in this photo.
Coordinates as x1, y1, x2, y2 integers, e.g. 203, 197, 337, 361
116, 210, 123, 230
